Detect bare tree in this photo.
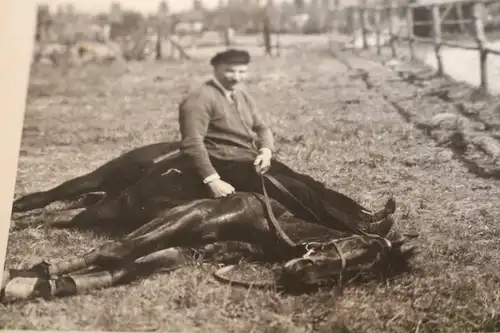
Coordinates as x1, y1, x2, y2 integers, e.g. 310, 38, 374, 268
36, 4, 52, 42
262, 1, 273, 55
294, 0, 306, 13
193, 0, 204, 10
156, 0, 169, 60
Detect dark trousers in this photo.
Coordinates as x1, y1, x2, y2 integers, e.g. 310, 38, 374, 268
210, 157, 371, 232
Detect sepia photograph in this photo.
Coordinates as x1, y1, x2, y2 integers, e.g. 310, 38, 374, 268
2, 0, 500, 332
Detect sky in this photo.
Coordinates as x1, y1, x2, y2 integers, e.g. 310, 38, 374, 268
37, 0, 221, 15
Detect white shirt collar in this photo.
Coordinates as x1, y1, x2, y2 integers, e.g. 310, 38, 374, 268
212, 77, 236, 102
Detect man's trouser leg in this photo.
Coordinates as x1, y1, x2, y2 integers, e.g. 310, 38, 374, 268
210, 158, 362, 232
269, 160, 378, 221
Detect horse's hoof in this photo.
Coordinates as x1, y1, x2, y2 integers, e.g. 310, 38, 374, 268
1, 276, 52, 303
12, 194, 48, 213
384, 197, 396, 215
388, 231, 406, 247
2, 265, 50, 289
11, 200, 29, 213
364, 214, 394, 237
364, 197, 397, 223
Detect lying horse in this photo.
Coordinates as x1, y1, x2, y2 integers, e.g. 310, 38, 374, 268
6, 141, 416, 302
2, 190, 416, 303
12, 140, 395, 236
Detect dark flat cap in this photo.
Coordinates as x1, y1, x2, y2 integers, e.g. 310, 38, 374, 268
210, 49, 250, 66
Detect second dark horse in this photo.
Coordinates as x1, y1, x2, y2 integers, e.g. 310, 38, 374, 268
12, 141, 395, 236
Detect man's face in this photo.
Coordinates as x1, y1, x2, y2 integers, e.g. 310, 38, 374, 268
213, 63, 249, 90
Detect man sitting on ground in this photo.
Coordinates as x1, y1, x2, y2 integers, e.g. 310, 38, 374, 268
178, 48, 395, 235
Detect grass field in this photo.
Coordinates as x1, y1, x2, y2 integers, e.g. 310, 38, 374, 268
3, 36, 500, 332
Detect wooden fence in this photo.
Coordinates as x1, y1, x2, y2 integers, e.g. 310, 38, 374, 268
330, 0, 500, 94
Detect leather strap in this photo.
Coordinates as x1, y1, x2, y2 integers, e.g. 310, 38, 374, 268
260, 175, 297, 248
262, 173, 364, 236
263, 173, 393, 251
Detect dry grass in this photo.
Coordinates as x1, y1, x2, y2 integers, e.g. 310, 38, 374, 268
3, 37, 500, 332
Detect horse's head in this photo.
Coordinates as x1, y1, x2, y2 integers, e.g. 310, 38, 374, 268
277, 233, 418, 293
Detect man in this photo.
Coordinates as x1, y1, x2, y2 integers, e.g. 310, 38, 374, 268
178, 48, 394, 234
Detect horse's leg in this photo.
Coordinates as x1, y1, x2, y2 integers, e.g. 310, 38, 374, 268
12, 155, 153, 214
48, 247, 191, 298
1, 247, 192, 302
55, 192, 108, 210
12, 168, 108, 213
11, 208, 89, 231
43, 194, 133, 232
2, 201, 220, 280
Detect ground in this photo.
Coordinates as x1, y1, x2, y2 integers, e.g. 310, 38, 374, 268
2, 36, 500, 332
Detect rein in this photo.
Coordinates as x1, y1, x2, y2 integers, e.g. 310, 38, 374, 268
213, 173, 387, 289
259, 175, 297, 248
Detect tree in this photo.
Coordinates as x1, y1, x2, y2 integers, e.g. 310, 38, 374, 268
294, 0, 305, 13
109, 2, 123, 23
56, 4, 64, 17
109, 10, 144, 39
156, 0, 170, 60
65, 3, 75, 17
193, 0, 204, 10
35, 3, 52, 42
262, 7, 272, 55
95, 12, 110, 24
158, 0, 169, 16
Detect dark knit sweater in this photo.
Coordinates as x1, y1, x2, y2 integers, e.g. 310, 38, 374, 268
179, 79, 275, 179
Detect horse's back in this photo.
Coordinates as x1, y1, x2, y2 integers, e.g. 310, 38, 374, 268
105, 141, 180, 169
94, 141, 182, 194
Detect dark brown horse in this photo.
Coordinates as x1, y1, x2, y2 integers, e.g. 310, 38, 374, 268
3, 189, 415, 303
12, 140, 394, 237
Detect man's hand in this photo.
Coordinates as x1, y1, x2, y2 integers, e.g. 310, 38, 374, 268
207, 179, 235, 198
254, 148, 272, 174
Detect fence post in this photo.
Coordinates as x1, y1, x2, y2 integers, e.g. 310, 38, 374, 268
262, 6, 272, 56
333, 0, 340, 33
156, 25, 163, 60
374, 7, 382, 55
431, 4, 444, 76
473, 1, 488, 93
359, 0, 369, 49
329, 1, 339, 50
406, 4, 415, 60
388, 0, 397, 58
456, 3, 466, 33
347, 6, 357, 43
328, 0, 342, 50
